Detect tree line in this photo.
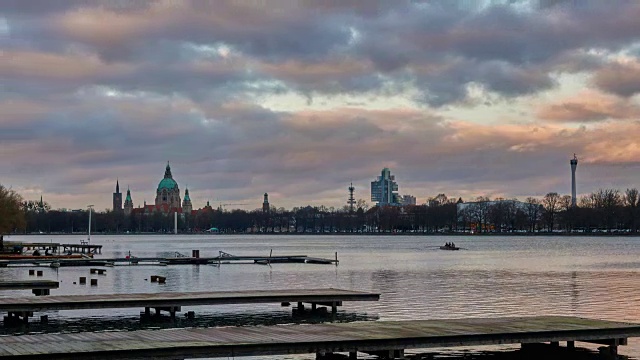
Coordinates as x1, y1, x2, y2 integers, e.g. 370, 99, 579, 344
2, 186, 639, 235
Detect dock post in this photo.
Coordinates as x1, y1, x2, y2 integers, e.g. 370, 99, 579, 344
349, 351, 357, 359
298, 302, 304, 310
567, 341, 575, 350
145, 307, 151, 316
332, 301, 337, 315
312, 303, 317, 311
550, 341, 559, 347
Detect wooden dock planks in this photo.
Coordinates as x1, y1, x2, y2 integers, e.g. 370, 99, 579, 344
0, 316, 639, 359
0, 288, 379, 313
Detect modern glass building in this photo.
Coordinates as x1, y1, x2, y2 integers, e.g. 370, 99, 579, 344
371, 168, 401, 206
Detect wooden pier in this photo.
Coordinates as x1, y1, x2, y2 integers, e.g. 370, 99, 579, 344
0, 280, 59, 296
0, 288, 379, 323
0, 316, 638, 359
0, 254, 337, 267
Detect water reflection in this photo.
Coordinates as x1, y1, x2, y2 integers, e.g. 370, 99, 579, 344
1, 234, 639, 359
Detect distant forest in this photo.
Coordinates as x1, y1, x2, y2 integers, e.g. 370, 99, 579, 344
14, 188, 640, 235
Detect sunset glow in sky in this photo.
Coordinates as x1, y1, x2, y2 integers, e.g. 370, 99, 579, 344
2, 0, 640, 211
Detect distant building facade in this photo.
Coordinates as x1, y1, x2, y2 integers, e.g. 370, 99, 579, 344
155, 162, 181, 211
371, 168, 400, 206
401, 195, 417, 205
118, 162, 199, 216
123, 187, 134, 215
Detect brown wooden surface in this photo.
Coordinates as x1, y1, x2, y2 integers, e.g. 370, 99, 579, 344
0, 316, 639, 359
0, 288, 379, 312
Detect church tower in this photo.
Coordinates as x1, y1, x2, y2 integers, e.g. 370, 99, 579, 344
182, 188, 193, 215
155, 162, 181, 211
113, 179, 122, 212
262, 193, 270, 213
124, 187, 134, 215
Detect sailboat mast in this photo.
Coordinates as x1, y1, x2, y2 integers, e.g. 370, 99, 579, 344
87, 205, 94, 242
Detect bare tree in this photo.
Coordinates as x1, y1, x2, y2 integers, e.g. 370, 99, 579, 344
624, 188, 639, 233
542, 192, 560, 231
0, 185, 26, 241
525, 197, 541, 232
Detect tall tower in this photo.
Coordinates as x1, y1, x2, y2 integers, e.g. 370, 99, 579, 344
348, 182, 355, 213
123, 187, 134, 215
113, 179, 122, 212
182, 188, 193, 215
262, 193, 269, 213
570, 154, 578, 207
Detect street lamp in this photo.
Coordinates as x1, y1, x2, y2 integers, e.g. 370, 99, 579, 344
87, 205, 94, 243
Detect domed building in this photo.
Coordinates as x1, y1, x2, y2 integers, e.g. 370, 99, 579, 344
155, 162, 181, 211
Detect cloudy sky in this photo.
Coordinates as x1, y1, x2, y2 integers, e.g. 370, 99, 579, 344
2, 0, 640, 211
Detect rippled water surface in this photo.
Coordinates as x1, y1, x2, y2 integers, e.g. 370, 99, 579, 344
1, 234, 639, 359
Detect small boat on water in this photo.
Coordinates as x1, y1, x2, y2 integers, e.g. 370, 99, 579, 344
439, 244, 460, 251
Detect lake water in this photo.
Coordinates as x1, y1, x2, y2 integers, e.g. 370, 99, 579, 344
1, 234, 639, 359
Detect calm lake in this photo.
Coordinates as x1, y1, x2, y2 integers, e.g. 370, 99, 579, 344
1, 234, 639, 359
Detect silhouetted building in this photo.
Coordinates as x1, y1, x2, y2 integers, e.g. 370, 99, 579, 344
348, 182, 355, 212
123, 187, 133, 215
263, 193, 269, 213
182, 188, 193, 214
113, 179, 122, 212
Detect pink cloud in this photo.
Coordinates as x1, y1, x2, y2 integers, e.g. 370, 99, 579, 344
536, 91, 640, 122
1, 50, 133, 81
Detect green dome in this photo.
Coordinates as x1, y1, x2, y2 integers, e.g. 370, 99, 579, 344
158, 178, 178, 191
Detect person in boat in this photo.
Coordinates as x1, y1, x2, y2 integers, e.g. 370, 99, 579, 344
451, 242, 456, 248
45, 249, 50, 256
33, 249, 41, 256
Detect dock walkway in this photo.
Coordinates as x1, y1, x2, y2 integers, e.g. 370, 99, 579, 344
0, 288, 379, 323
0, 316, 638, 359
0, 254, 337, 267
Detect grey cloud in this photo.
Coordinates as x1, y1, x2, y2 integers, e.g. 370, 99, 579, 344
592, 61, 640, 97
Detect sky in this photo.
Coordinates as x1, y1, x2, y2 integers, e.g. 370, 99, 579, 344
2, 0, 640, 212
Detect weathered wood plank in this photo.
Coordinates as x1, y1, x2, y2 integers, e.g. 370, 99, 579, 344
0, 288, 379, 315
0, 316, 638, 359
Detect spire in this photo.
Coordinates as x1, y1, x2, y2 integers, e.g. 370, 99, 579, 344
164, 161, 172, 179
125, 186, 132, 201
116, 179, 120, 193
183, 187, 191, 201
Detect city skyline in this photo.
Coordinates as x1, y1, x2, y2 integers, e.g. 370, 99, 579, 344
3, 1, 640, 210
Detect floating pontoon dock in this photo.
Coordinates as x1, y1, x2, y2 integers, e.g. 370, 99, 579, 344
0, 288, 380, 323
0, 253, 338, 267
0, 280, 59, 296
0, 316, 637, 359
